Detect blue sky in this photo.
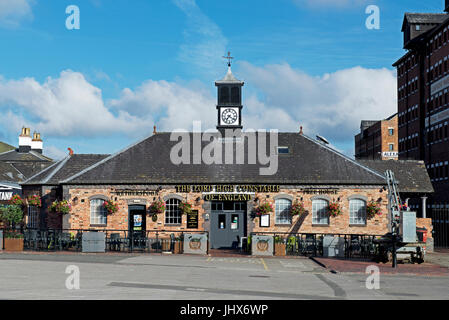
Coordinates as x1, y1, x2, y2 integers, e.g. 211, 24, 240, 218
0, 0, 446, 159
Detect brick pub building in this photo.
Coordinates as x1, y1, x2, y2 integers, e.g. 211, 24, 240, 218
393, 1, 449, 246
21, 65, 412, 251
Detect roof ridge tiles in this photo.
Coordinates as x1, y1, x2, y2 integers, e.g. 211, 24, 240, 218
22, 155, 70, 184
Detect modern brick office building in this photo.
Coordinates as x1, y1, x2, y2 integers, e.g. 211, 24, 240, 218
354, 114, 398, 160
393, 1, 449, 206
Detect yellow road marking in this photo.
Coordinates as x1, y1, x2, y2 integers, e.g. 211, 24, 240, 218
260, 258, 269, 271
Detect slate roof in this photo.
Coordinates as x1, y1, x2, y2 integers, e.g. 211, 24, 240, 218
0, 162, 25, 183
402, 13, 447, 30
23, 154, 110, 185
357, 160, 434, 194
215, 67, 244, 84
61, 132, 386, 185
0, 149, 52, 162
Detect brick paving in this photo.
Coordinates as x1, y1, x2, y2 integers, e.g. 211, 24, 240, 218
313, 257, 449, 276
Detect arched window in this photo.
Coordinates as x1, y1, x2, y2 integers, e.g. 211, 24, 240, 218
165, 198, 182, 224
90, 198, 107, 225
312, 199, 329, 225
350, 199, 367, 225
231, 87, 240, 103
220, 86, 230, 103
275, 198, 292, 224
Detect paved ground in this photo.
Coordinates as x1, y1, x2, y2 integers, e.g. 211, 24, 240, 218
1, 252, 449, 300
426, 250, 449, 268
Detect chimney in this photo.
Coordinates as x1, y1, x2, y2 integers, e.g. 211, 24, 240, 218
18, 127, 32, 153
299, 126, 303, 135
68, 148, 74, 156
31, 132, 43, 154
153, 125, 157, 135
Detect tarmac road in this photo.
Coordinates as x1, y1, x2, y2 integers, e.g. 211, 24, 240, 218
0, 253, 448, 300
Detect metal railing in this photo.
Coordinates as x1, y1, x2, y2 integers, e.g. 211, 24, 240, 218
1, 227, 208, 254
249, 232, 384, 260
429, 205, 449, 248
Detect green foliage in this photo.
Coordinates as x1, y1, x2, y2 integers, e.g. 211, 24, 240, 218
4, 231, 24, 239
274, 235, 284, 244
0, 205, 24, 226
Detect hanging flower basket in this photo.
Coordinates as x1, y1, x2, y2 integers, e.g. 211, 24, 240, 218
399, 203, 409, 211
27, 195, 42, 207
9, 194, 23, 206
103, 200, 119, 215
179, 201, 192, 215
50, 200, 71, 215
367, 200, 382, 219
328, 202, 342, 217
255, 202, 273, 217
290, 200, 306, 216
149, 199, 165, 215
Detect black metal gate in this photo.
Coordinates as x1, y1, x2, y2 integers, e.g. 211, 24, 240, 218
430, 206, 449, 248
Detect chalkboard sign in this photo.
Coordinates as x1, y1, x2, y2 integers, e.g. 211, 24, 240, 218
187, 210, 199, 229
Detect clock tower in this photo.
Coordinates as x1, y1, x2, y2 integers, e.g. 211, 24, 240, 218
215, 52, 244, 134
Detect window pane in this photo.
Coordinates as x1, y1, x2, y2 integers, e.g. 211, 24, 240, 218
275, 199, 291, 224
90, 199, 107, 225
165, 198, 181, 224
350, 199, 366, 225
312, 200, 329, 225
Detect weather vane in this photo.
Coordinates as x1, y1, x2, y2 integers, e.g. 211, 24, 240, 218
223, 51, 234, 67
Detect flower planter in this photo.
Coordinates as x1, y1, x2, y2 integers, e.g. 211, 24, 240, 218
4, 238, 24, 252
274, 243, 286, 256
173, 241, 183, 254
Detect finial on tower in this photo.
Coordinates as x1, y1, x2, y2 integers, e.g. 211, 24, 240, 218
222, 51, 234, 67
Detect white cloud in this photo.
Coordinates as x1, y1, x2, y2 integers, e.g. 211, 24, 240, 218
239, 62, 397, 145
0, 0, 34, 27
0, 64, 396, 158
173, 0, 228, 77
0, 70, 147, 138
109, 80, 217, 131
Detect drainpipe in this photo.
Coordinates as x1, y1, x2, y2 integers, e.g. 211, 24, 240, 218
421, 196, 427, 218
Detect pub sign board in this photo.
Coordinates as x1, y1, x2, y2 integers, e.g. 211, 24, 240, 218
187, 210, 199, 229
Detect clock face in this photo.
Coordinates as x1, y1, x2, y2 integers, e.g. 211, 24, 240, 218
221, 108, 238, 125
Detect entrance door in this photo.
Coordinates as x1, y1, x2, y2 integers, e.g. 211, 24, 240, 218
210, 210, 245, 249
128, 205, 146, 248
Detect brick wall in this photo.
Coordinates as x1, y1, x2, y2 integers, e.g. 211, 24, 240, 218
416, 218, 433, 238
251, 187, 389, 235
66, 185, 390, 236
22, 185, 61, 229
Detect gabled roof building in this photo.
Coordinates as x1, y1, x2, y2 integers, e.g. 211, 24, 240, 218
22, 65, 393, 247
0, 128, 53, 205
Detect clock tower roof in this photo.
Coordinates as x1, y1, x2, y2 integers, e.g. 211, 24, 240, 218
215, 66, 244, 85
